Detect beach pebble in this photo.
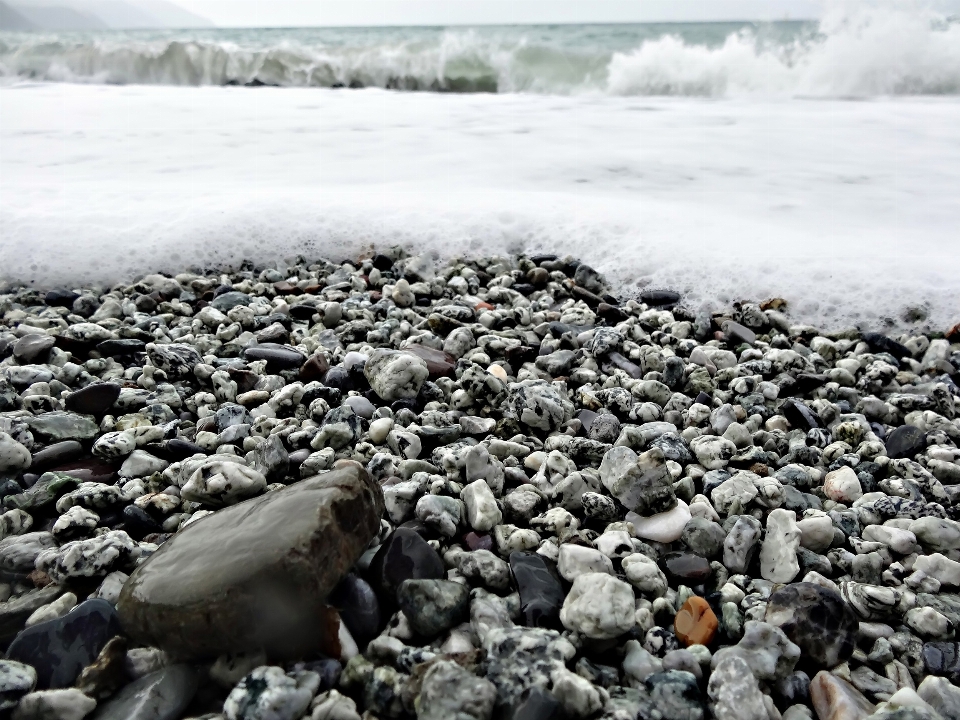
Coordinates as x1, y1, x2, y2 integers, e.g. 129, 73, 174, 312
560, 572, 636, 639
223, 666, 319, 720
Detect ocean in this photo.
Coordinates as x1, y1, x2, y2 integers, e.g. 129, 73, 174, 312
1, 6, 959, 329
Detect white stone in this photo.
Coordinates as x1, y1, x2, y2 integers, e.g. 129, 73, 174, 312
367, 418, 394, 444
0, 660, 36, 712
909, 517, 960, 551
51, 507, 99, 539
223, 666, 320, 720
626, 499, 691, 543
708, 654, 769, 720
823, 466, 863, 504
558, 544, 614, 582
797, 511, 835, 553
862, 525, 919, 555
12, 689, 96, 720
560, 573, 636, 639
0, 510, 33, 541
912, 553, 960, 587
181, 459, 266, 506
711, 473, 759, 516
310, 689, 361, 720
622, 553, 668, 597
550, 668, 604, 718
415, 495, 462, 538
458, 550, 511, 591
119, 450, 169, 478
364, 349, 428, 401
461, 479, 502, 532
0, 433, 31, 474
35, 530, 135, 583
93, 571, 129, 605
760, 508, 801, 583
25, 593, 77, 628
690, 436, 736, 470
905, 607, 952, 638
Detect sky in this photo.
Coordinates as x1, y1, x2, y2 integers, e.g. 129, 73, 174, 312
172, 0, 830, 27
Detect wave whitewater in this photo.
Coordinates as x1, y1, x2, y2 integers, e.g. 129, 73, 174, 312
1, 7, 959, 97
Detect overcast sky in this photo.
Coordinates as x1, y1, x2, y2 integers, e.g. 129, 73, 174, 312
175, 0, 832, 27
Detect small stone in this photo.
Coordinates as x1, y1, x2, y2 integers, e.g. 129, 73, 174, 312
506, 380, 574, 433
622, 553, 668, 597
146, 343, 202, 378
223, 666, 319, 720
823, 466, 863, 504
921, 641, 960, 682
118, 465, 383, 660
35, 531, 135, 584
760, 508, 801, 584
557, 544, 613, 582
73, 635, 127, 700
723, 515, 762, 574
764, 583, 858, 669
482, 627, 575, 708
0, 433, 31, 474
12, 689, 96, 720
711, 621, 801, 681
461, 480, 502, 532
90, 665, 197, 720
674, 596, 718, 646
690, 436, 736, 471
810, 671, 875, 720
396, 579, 469, 638
364, 349, 428, 401
415, 495, 462, 537
559, 573, 635, 639
417, 659, 496, 720
329, 575, 380, 648
0, 660, 37, 711
600, 446, 676, 515
368, 527, 444, 603
7, 599, 120, 689
708, 654, 770, 720
459, 549, 511, 591
63, 384, 121, 416
510, 551, 565, 629
626, 499, 691, 543
22, 413, 99, 443
180, 458, 266, 506
917, 675, 960, 720
885, 425, 927, 460
13, 334, 55, 363
242, 343, 306, 371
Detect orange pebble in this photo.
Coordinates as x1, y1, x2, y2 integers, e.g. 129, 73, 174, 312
475, 302, 495, 311
674, 596, 718, 647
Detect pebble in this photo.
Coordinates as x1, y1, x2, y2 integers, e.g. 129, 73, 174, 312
760, 508, 802, 583
118, 464, 383, 660
626, 499, 691, 543
417, 660, 496, 720
674, 596, 718, 646
810, 671, 875, 720
223, 666, 319, 720
764, 583, 859, 669
89, 665, 197, 720
0, 660, 37, 711
12, 689, 97, 720
559, 572, 636, 639
7, 599, 120, 689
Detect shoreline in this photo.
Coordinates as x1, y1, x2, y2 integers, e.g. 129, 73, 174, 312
1, 250, 960, 719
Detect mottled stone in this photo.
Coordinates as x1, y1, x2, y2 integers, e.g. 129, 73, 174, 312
559, 573, 635, 639
0, 660, 36, 711
118, 465, 383, 660
764, 583, 858, 669
600, 446, 676, 515
7, 599, 120, 689
417, 659, 496, 720
397, 579, 469, 638
223, 666, 319, 720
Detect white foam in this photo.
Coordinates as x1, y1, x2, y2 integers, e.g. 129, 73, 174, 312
2, 83, 959, 330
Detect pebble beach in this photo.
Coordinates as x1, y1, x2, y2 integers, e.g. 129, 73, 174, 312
0, 250, 959, 720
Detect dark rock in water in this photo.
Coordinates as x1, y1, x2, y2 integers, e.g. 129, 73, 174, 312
210, 291, 251, 312
863, 332, 911, 360
0, 585, 63, 644
13, 334, 55, 363
6, 599, 121, 689
96, 339, 146, 357
885, 425, 927, 460
573, 263, 606, 294
403, 345, 456, 378
722, 320, 756, 346
764, 583, 858, 669
45, 289, 80, 308
23, 412, 100, 442
117, 464, 383, 660
367, 527, 444, 603
509, 687, 563, 720
922, 641, 960, 682
662, 553, 712, 584
299, 354, 329, 383
64, 383, 121, 416
90, 665, 198, 720
509, 552, 564, 629
243, 343, 306, 371
781, 399, 821, 431
640, 290, 681, 308
396, 579, 470, 637
30, 441, 84, 472
330, 574, 381, 648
